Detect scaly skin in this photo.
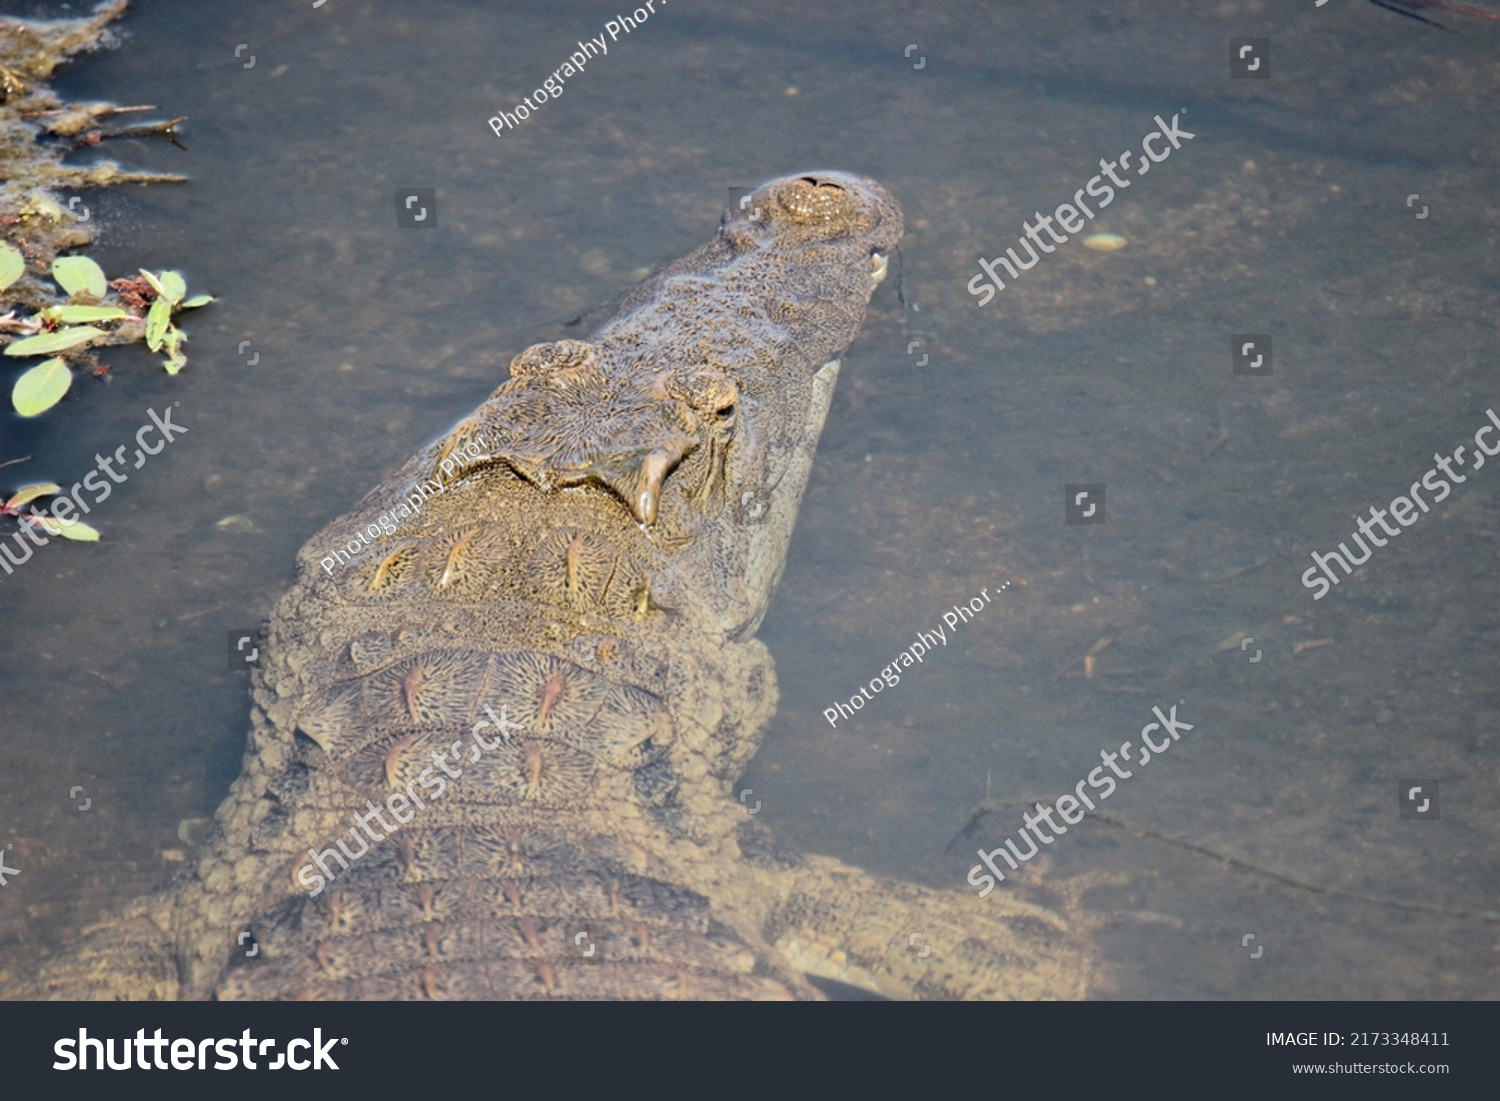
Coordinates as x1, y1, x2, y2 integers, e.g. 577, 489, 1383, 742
19, 172, 1097, 999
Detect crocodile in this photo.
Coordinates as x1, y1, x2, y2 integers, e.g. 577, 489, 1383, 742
22, 171, 1097, 1000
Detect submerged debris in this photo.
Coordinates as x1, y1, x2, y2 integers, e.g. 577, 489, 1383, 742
1, 0, 208, 414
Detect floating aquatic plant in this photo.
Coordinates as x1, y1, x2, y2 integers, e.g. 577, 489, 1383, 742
2, 0, 205, 419
2, 0, 203, 550
0, 482, 100, 541
2, 247, 213, 413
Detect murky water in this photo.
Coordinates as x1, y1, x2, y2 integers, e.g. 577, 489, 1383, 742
1, 0, 1496, 999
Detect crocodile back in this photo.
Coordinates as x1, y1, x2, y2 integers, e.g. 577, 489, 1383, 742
181, 173, 903, 999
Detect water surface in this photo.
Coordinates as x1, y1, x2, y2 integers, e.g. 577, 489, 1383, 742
1, 0, 1496, 999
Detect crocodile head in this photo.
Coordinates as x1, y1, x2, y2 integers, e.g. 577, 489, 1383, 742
424, 171, 901, 629
429, 338, 741, 527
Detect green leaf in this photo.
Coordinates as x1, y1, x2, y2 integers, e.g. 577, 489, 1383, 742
11, 357, 72, 416
157, 270, 186, 305
145, 297, 172, 352
4, 326, 104, 357
138, 269, 167, 299
51, 256, 108, 299
0, 243, 24, 292
42, 305, 130, 323
31, 514, 101, 541
180, 294, 215, 309
53, 519, 101, 542
6, 483, 61, 509
162, 325, 186, 374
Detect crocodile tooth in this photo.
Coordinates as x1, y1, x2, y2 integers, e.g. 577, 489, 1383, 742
630, 448, 678, 525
